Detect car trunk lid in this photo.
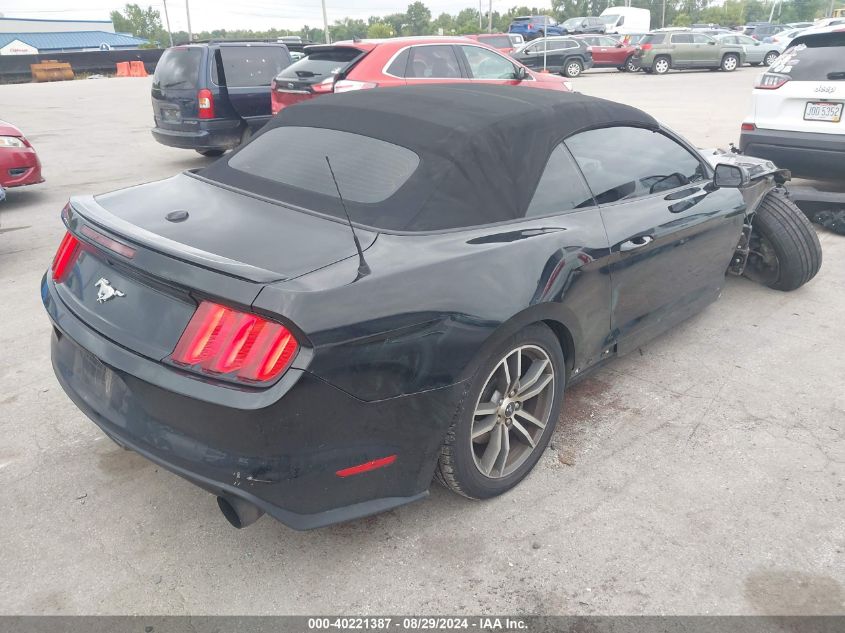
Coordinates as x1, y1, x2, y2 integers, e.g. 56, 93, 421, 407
152, 47, 205, 128
52, 174, 375, 361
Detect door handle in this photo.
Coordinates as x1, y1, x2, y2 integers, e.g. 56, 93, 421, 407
620, 235, 654, 251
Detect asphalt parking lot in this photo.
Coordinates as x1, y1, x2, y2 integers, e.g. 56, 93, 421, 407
0, 67, 843, 616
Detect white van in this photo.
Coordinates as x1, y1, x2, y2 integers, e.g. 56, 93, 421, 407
599, 7, 651, 35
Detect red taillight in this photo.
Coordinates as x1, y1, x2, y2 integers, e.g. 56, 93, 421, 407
756, 73, 790, 90
311, 79, 335, 94
170, 301, 299, 384
640, 43, 652, 51
197, 88, 214, 119
336, 455, 397, 478
741, 122, 756, 131
51, 231, 80, 282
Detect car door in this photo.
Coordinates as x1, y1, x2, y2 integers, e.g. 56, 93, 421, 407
564, 125, 746, 353
692, 34, 719, 66
403, 44, 466, 84
670, 33, 694, 65
214, 45, 291, 131
737, 35, 763, 63
457, 44, 521, 85
520, 143, 614, 371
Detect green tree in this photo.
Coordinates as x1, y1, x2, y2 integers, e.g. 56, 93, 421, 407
367, 22, 394, 38
406, 2, 432, 35
110, 4, 166, 44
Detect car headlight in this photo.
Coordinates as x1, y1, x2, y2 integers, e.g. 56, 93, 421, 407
0, 136, 26, 148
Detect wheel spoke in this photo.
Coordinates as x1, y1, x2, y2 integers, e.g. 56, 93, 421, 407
511, 419, 535, 448
499, 358, 511, 389
514, 408, 546, 430
518, 373, 553, 402
479, 422, 503, 476
518, 358, 549, 394
475, 401, 498, 417
495, 425, 510, 476
472, 415, 497, 440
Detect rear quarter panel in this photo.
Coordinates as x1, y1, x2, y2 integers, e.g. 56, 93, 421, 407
255, 213, 612, 401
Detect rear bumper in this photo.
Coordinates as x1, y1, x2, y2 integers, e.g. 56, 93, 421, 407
151, 119, 243, 150
740, 127, 845, 180
0, 146, 44, 187
42, 274, 467, 530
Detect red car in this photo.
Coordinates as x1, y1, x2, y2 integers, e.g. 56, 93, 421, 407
573, 35, 640, 72
464, 33, 517, 54
271, 36, 570, 115
0, 120, 44, 189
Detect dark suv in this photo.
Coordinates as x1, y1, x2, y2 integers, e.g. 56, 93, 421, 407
151, 42, 292, 156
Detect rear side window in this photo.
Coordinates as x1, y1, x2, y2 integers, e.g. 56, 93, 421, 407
227, 126, 419, 204
276, 47, 362, 82
692, 34, 714, 44
671, 34, 693, 44
641, 34, 666, 45
565, 126, 706, 204
154, 47, 202, 89
407, 45, 462, 78
213, 46, 291, 87
775, 34, 845, 81
385, 48, 410, 76
526, 144, 594, 217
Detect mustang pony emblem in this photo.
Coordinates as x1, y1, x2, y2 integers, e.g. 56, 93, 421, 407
94, 278, 125, 303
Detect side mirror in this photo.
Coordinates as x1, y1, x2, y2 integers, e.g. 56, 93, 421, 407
515, 65, 528, 80
714, 163, 750, 188
707, 40, 716, 45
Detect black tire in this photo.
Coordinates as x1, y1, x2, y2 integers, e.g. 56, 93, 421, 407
196, 149, 225, 157
653, 55, 670, 75
721, 53, 740, 72
745, 190, 822, 291
563, 58, 583, 78
436, 323, 565, 500
750, 61, 761, 66
623, 54, 639, 73
764, 51, 780, 66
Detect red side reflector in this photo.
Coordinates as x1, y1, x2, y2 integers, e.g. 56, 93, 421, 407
51, 231, 80, 282
741, 123, 756, 131
79, 225, 136, 259
336, 455, 397, 478
197, 88, 214, 119
170, 301, 299, 384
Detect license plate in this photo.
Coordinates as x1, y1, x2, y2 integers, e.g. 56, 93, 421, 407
161, 108, 180, 123
803, 101, 843, 122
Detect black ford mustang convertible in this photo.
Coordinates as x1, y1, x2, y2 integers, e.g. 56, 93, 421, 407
43, 85, 821, 530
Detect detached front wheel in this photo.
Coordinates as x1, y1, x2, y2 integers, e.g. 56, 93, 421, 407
436, 324, 564, 499
745, 190, 822, 291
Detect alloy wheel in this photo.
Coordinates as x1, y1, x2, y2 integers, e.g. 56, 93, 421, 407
764, 52, 778, 66
470, 345, 555, 479
654, 58, 669, 74
566, 61, 582, 77
723, 55, 738, 71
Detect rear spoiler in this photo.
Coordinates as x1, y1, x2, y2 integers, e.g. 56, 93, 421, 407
67, 195, 284, 283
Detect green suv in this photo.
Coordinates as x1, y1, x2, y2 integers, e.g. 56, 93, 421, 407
636, 31, 746, 74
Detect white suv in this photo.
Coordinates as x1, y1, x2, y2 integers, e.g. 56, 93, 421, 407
739, 29, 845, 180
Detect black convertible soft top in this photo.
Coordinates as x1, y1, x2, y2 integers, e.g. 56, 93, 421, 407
200, 84, 658, 231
